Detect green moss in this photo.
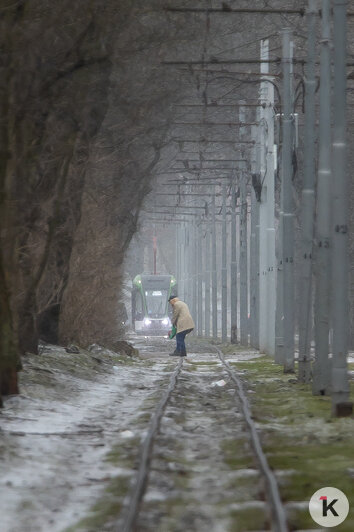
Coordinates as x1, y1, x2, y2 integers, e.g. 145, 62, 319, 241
66, 434, 141, 532
134, 412, 151, 425
105, 436, 140, 466
186, 360, 219, 366
222, 344, 256, 354
64, 476, 130, 531
19, 500, 36, 510
221, 438, 255, 470
266, 442, 354, 500
183, 364, 197, 371
110, 354, 136, 366
221, 350, 354, 530
229, 507, 269, 532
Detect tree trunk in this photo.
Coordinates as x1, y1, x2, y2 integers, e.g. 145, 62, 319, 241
18, 288, 39, 356
0, 252, 19, 400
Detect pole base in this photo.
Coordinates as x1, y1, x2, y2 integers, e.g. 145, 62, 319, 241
333, 401, 353, 418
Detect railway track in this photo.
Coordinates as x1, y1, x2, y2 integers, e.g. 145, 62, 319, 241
118, 343, 289, 532
214, 345, 288, 532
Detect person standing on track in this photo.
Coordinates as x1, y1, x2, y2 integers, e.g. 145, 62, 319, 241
168, 296, 195, 357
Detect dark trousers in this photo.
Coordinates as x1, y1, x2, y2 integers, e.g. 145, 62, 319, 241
176, 329, 192, 353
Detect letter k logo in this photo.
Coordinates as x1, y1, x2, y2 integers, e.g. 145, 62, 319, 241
310, 487, 349, 527
320, 496, 339, 517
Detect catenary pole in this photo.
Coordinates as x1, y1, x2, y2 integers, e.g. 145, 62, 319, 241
205, 219, 211, 337
239, 105, 248, 346
312, 0, 332, 394
298, 0, 317, 383
250, 186, 258, 349
197, 220, 203, 336
189, 220, 195, 323
230, 180, 238, 343
239, 171, 248, 345
240, 172, 248, 346
259, 40, 269, 353
281, 28, 295, 372
251, 123, 260, 349
275, 213, 284, 363
259, 39, 276, 355
176, 225, 180, 289
211, 188, 218, 339
221, 184, 228, 342
185, 221, 191, 311
181, 222, 186, 299
183, 222, 188, 300
192, 220, 198, 330
331, 0, 352, 415
177, 224, 182, 298
265, 68, 276, 356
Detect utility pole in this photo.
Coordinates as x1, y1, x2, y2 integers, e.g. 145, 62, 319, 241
192, 221, 198, 330
183, 222, 188, 300
230, 180, 238, 343
312, 0, 332, 394
183, 222, 187, 301
188, 220, 195, 324
176, 225, 180, 289
177, 224, 182, 298
281, 28, 295, 372
259, 40, 268, 353
266, 70, 276, 357
197, 220, 203, 336
184, 222, 192, 305
221, 184, 228, 342
275, 213, 284, 363
239, 105, 248, 346
250, 124, 260, 349
153, 235, 157, 275
298, 0, 317, 383
331, 0, 352, 416
239, 172, 248, 346
259, 39, 276, 355
205, 219, 211, 337
211, 189, 218, 339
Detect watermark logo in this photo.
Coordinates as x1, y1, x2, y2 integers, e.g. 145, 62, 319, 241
309, 487, 349, 527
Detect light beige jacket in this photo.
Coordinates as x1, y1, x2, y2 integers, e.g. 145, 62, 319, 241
172, 300, 195, 334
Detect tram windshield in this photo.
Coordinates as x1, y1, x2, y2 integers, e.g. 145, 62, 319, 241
145, 289, 168, 318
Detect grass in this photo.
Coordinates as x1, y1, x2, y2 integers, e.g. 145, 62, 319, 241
223, 349, 354, 531
229, 506, 269, 532
64, 477, 130, 532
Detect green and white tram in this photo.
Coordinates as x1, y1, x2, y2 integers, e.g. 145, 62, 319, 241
132, 274, 177, 335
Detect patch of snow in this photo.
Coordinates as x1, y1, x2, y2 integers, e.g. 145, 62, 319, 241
229, 501, 266, 511
143, 490, 168, 503
211, 379, 227, 387
120, 430, 135, 439
0, 352, 164, 532
227, 468, 260, 479
285, 501, 309, 510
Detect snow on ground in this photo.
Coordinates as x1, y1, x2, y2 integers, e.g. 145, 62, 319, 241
0, 342, 168, 532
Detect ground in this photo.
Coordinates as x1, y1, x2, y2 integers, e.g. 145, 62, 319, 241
0, 336, 353, 531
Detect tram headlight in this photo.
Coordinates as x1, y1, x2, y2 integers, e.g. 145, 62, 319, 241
162, 318, 169, 326
144, 318, 152, 326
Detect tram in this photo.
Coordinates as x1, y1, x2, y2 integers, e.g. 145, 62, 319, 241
131, 274, 177, 335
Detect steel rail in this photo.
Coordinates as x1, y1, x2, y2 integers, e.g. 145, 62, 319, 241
120, 358, 183, 532
213, 345, 289, 532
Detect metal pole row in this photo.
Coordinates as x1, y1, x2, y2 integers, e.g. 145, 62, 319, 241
171, 1, 352, 416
